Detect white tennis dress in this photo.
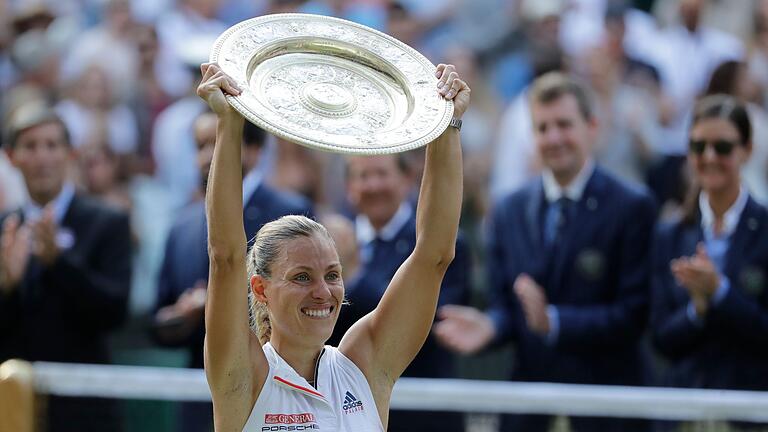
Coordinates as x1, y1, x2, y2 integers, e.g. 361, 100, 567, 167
241, 342, 385, 432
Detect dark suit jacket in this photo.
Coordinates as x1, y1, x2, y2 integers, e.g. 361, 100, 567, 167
651, 196, 768, 391
487, 167, 656, 386
154, 183, 312, 368
328, 210, 471, 432
0, 194, 132, 364
329, 211, 471, 379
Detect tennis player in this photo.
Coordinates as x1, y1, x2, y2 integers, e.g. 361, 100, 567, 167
196, 61, 469, 431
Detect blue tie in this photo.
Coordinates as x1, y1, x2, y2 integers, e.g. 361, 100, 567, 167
545, 197, 574, 245
360, 237, 381, 265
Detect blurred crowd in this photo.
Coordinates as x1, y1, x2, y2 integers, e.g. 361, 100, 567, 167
1, 0, 768, 431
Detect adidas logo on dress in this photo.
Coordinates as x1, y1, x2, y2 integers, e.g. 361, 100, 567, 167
342, 391, 363, 413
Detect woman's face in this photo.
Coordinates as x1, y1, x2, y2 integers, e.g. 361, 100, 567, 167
264, 234, 344, 346
688, 117, 750, 195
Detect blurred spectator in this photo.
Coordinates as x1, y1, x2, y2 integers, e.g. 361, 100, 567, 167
558, 0, 608, 59
441, 45, 501, 261
151, 41, 210, 211
645, 0, 745, 118
488, 0, 567, 201
156, 0, 227, 93
0, 102, 131, 431
4, 28, 61, 116
600, 3, 661, 93
129, 24, 175, 175
329, 154, 472, 432
216, 0, 268, 26
60, 0, 138, 102
386, 1, 424, 50
0, 149, 26, 212
267, 0, 309, 14
585, 44, 660, 186
153, 112, 311, 432
299, 0, 387, 31
749, 0, 768, 107
618, 0, 745, 214
703, 60, 768, 206
9, 1, 56, 36
435, 73, 655, 432
651, 95, 768, 429
55, 64, 139, 157
270, 136, 325, 204
318, 212, 359, 280
77, 142, 132, 212
0, 0, 14, 94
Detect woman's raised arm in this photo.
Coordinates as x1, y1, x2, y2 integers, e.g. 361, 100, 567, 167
196, 63, 268, 431
340, 64, 470, 383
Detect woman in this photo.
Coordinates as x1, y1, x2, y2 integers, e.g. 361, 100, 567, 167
704, 60, 768, 205
196, 62, 469, 431
651, 95, 768, 397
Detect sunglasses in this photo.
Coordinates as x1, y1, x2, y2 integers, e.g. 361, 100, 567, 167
688, 139, 737, 156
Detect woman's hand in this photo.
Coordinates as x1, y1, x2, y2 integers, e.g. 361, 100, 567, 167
671, 243, 721, 316
436, 63, 471, 119
196, 62, 242, 118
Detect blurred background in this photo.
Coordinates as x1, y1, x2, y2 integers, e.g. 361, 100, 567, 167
1, 0, 768, 431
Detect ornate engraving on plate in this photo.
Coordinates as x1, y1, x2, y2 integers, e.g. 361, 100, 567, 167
210, 13, 453, 154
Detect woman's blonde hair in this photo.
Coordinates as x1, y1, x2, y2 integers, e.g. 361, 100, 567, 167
247, 215, 334, 345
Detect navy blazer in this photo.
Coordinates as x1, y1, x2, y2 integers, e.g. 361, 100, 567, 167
154, 183, 312, 367
0, 195, 132, 364
651, 196, 768, 391
487, 167, 656, 385
329, 211, 471, 379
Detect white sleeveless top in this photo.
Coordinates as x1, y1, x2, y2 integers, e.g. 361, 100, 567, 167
241, 343, 385, 432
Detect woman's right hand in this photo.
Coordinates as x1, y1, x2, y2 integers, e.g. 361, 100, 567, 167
196, 62, 242, 117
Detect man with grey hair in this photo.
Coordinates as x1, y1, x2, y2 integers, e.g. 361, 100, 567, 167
0, 102, 131, 431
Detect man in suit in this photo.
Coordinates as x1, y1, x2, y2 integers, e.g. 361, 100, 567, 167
329, 153, 471, 432
434, 72, 656, 432
0, 102, 132, 431
153, 111, 312, 432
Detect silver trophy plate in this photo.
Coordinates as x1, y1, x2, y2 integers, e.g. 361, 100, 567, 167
210, 13, 454, 154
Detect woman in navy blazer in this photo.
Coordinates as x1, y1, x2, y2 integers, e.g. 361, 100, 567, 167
651, 94, 768, 397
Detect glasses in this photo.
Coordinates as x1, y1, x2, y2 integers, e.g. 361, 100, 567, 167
688, 139, 737, 156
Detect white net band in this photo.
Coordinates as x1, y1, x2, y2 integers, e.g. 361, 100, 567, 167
31, 361, 768, 423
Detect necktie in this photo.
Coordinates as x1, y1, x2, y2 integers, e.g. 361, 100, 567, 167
555, 197, 574, 238
360, 237, 381, 265
545, 197, 574, 246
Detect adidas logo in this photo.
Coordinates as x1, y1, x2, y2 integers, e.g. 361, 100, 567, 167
342, 391, 363, 413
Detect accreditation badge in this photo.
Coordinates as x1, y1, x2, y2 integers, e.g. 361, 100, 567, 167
576, 248, 605, 282
739, 266, 766, 297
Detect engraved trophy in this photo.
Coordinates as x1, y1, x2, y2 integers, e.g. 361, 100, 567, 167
210, 13, 454, 155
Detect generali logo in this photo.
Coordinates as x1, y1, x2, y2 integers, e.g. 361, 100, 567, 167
264, 413, 317, 424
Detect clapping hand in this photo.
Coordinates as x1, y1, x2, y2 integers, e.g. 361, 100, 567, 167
671, 243, 720, 316
514, 274, 550, 336
31, 205, 60, 267
0, 214, 31, 293
433, 305, 495, 355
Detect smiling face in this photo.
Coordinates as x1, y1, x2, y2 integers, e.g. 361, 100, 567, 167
259, 233, 344, 348
9, 120, 71, 206
688, 117, 751, 196
531, 93, 596, 184
346, 155, 411, 230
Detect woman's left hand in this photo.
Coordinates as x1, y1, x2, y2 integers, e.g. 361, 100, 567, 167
436, 63, 471, 119
671, 243, 720, 299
